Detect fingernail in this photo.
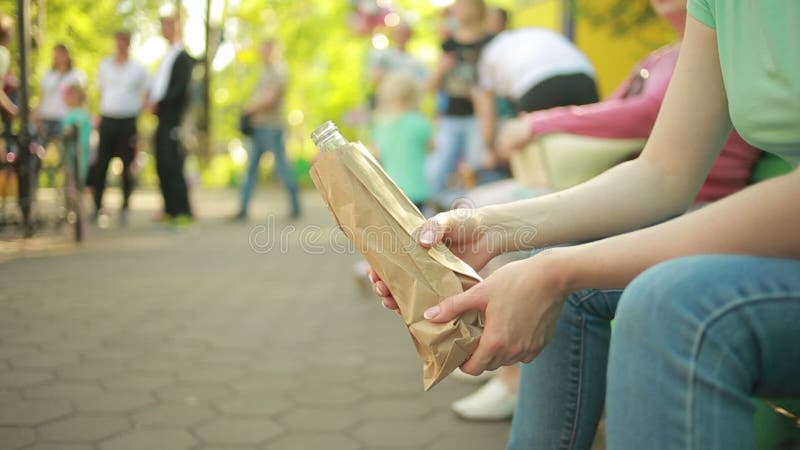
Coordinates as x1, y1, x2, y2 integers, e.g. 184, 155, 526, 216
381, 300, 391, 310
374, 285, 384, 296
420, 230, 435, 245
423, 305, 440, 319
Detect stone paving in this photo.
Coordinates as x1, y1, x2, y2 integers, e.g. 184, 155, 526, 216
0, 188, 512, 450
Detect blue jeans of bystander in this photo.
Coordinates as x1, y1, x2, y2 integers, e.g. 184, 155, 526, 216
239, 126, 300, 218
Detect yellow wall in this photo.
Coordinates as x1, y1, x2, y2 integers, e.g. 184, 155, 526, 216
515, 0, 676, 97
514, 0, 563, 31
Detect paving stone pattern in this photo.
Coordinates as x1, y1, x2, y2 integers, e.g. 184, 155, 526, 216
0, 189, 511, 450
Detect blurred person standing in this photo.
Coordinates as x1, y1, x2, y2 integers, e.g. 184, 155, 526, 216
34, 44, 87, 145
427, 0, 492, 197
373, 73, 433, 211
236, 39, 300, 221
147, 14, 195, 225
0, 14, 17, 163
367, 20, 428, 109
91, 30, 149, 225
61, 83, 92, 183
0, 14, 17, 120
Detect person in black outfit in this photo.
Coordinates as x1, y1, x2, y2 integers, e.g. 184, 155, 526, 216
147, 14, 195, 223
427, 0, 493, 197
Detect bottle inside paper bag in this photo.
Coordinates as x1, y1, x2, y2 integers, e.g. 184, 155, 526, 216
310, 121, 484, 390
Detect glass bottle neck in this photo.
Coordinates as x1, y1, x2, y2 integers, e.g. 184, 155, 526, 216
311, 121, 349, 152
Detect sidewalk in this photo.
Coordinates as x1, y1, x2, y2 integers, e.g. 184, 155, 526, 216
0, 188, 511, 450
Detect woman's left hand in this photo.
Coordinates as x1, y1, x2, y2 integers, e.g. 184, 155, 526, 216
423, 250, 570, 375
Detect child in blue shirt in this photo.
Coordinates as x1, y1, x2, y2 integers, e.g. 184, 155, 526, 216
372, 73, 433, 211
61, 82, 93, 184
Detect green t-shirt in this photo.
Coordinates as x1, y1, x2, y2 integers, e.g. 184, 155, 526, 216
372, 111, 432, 204
62, 108, 93, 180
688, 0, 799, 166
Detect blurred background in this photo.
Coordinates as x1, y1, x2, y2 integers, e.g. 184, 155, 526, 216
0, 0, 675, 193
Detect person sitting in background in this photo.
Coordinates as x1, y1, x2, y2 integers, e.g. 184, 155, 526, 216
371, 0, 799, 447
91, 30, 149, 226
448, 0, 762, 424
472, 26, 598, 153
236, 39, 300, 221
468, 25, 598, 187
372, 73, 433, 211
61, 83, 92, 185
496, 0, 759, 205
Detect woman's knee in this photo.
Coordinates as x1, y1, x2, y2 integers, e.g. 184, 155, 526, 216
613, 256, 725, 342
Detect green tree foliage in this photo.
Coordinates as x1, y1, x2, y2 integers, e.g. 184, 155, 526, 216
212, 0, 443, 156
577, 0, 658, 36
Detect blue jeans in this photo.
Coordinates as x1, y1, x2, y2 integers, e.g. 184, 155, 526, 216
240, 126, 300, 217
39, 119, 63, 145
508, 254, 800, 450
426, 115, 484, 197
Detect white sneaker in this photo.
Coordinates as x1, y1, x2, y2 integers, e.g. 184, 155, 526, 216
449, 367, 495, 384
451, 377, 518, 421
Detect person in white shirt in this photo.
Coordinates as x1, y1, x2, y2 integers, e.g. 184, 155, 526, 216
89, 30, 149, 224
34, 44, 87, 144
472, 27, 598, 155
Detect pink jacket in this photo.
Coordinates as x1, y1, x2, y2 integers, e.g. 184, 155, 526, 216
527, 44, 762, 203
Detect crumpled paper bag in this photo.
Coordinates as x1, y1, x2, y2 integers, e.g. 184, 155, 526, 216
310, 141, 484, 390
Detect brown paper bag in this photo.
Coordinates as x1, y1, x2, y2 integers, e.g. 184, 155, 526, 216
310, 141, 483, 390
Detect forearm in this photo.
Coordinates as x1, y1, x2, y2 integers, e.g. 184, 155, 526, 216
557, 168, 800, 290
429, 75, 444, 93
429, 63, 447, 92
472, 88, 496, 149
479, 156, 699, 252
528, 96, 660, 140
0, 91, 14, 113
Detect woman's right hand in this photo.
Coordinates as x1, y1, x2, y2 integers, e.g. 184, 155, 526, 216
369, 208, 501, 310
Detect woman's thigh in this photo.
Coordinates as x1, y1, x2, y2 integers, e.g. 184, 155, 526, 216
607, 254, 800, 450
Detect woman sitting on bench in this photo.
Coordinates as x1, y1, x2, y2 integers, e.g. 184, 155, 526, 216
370, 0, 800, 448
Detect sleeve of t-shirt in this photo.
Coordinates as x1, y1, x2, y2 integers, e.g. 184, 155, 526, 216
687, 0, 716, 28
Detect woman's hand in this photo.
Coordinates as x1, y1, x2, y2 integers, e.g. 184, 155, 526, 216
497, 115, 534, 159
424, 250, 570, 374
369, 208, 503, 310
